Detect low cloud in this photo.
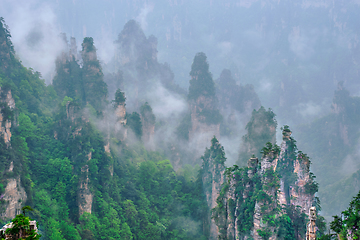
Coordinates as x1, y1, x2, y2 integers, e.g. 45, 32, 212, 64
296, 100, 330, 122
136, 3, 154, 31
2, 0, 65, 83
288, 26, 316, 59
146, 82, 187, 120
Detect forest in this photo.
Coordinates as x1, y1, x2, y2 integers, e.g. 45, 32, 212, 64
0, 1, 360, 239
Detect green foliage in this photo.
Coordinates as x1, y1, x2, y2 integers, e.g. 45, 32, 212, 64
304, 173, 319, 195
52, 54, 82, 102
0, 18, 211, 240
114, 89, 126, 105
176, 112, 191, 141
330, 190, 360, 239
0, 102, 13, 122
127, 112, 143, 139
140, 102, 156, 125
3, 211, 41, 240
257, 228, 272, 240
216, 69, 261, 117
53, 36, 107, 113
238, 106, 277, 166
82, 37, 95, 52
188, 52, 216, 101
198, 108, 222, 125
276, 126, 298, 204
214, 165, 262, 238
277, 214, 294, 240
260, 142, 280, 158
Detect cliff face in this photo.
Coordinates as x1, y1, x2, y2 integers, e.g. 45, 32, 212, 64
140, 102, 155, 144
78, 160, 93, 215
201, 137, 226, 240
238, 107, 277, 166
0, 89, 28, 221
212, 128, 318, 240
216, 69, 261, 139
278, 129, 316, 214
188, 53, 222, 157
1, 178, 27, 220
56, 99, 96, 217
115, 102, 127, 141
189, 95, 221, 154
0, 89, 14, 145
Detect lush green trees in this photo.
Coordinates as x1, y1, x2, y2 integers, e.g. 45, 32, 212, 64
140, 102, 155, 126
186, 52, 222, 127
0, 18, 211, 240
330, 191, 360, 239
0, 206, 41, 240
81, 37, 108, 113
216, 69, 261, 113
238, 106, 277, 166
114, 89, 126, 106
188, 52, 216, 101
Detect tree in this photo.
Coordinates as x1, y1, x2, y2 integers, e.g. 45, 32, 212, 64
188, 52, 216, 101
330, 190, 360, 239
1, 206, 41, 240
238, 106, 277, 166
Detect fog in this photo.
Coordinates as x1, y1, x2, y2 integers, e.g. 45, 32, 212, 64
2, 0, 360, 222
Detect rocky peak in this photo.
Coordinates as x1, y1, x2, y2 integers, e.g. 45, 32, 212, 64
113, 89, 127, 141
81, 37, 98, 62
188, 53, 222, 154
0, 18, 14, 73
0, 88, 15, 145
0, 89, 27, 222
216, 69, 260, 114
238, 107, 277, 166
81, 37, 107, 112
140, 102, 155, 144
201, 137, 226, 240
212, 127, 318, 239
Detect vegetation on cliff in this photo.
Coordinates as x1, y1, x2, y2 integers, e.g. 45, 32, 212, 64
0, 19, 209, 240
238, 106, 277, 166
329, 190, 360, 239
1, 14, 356, 240
212, 125, 327, 240
0, 206, 41, 240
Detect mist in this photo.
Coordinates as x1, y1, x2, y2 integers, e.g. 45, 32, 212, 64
2, 0, 360, 231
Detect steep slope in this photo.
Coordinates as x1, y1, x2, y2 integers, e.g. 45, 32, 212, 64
296, 83, 360, 218
0, 17, 210, 240
187, 53, 222, 156
210, 127, 325, 240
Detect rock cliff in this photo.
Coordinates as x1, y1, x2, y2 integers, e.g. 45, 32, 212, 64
212, 127, 318, 240
0, 89, 14, 145
201, 137, 226, 240
0, 89, 28, 221
188, 53, 222, 157
140, 102, 155, 144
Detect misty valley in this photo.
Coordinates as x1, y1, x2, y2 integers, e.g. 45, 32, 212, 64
0, 1, 360, 239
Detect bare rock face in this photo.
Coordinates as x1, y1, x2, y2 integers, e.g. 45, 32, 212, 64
0, 89, 15, 145
290, 153, 315, 215
189, 95, 220, 156
115, 103, 127, 141
212, 128, 317, 240
78, 150, 93, 216
0, 178, 27, 220
0, 89, 27, 221
78, 164, 93, 216
278, 129, 316, 215
306, 207, 317, 240
253, 154, 278, 240
201, 138, 226, 240
140, 102, 155, 145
